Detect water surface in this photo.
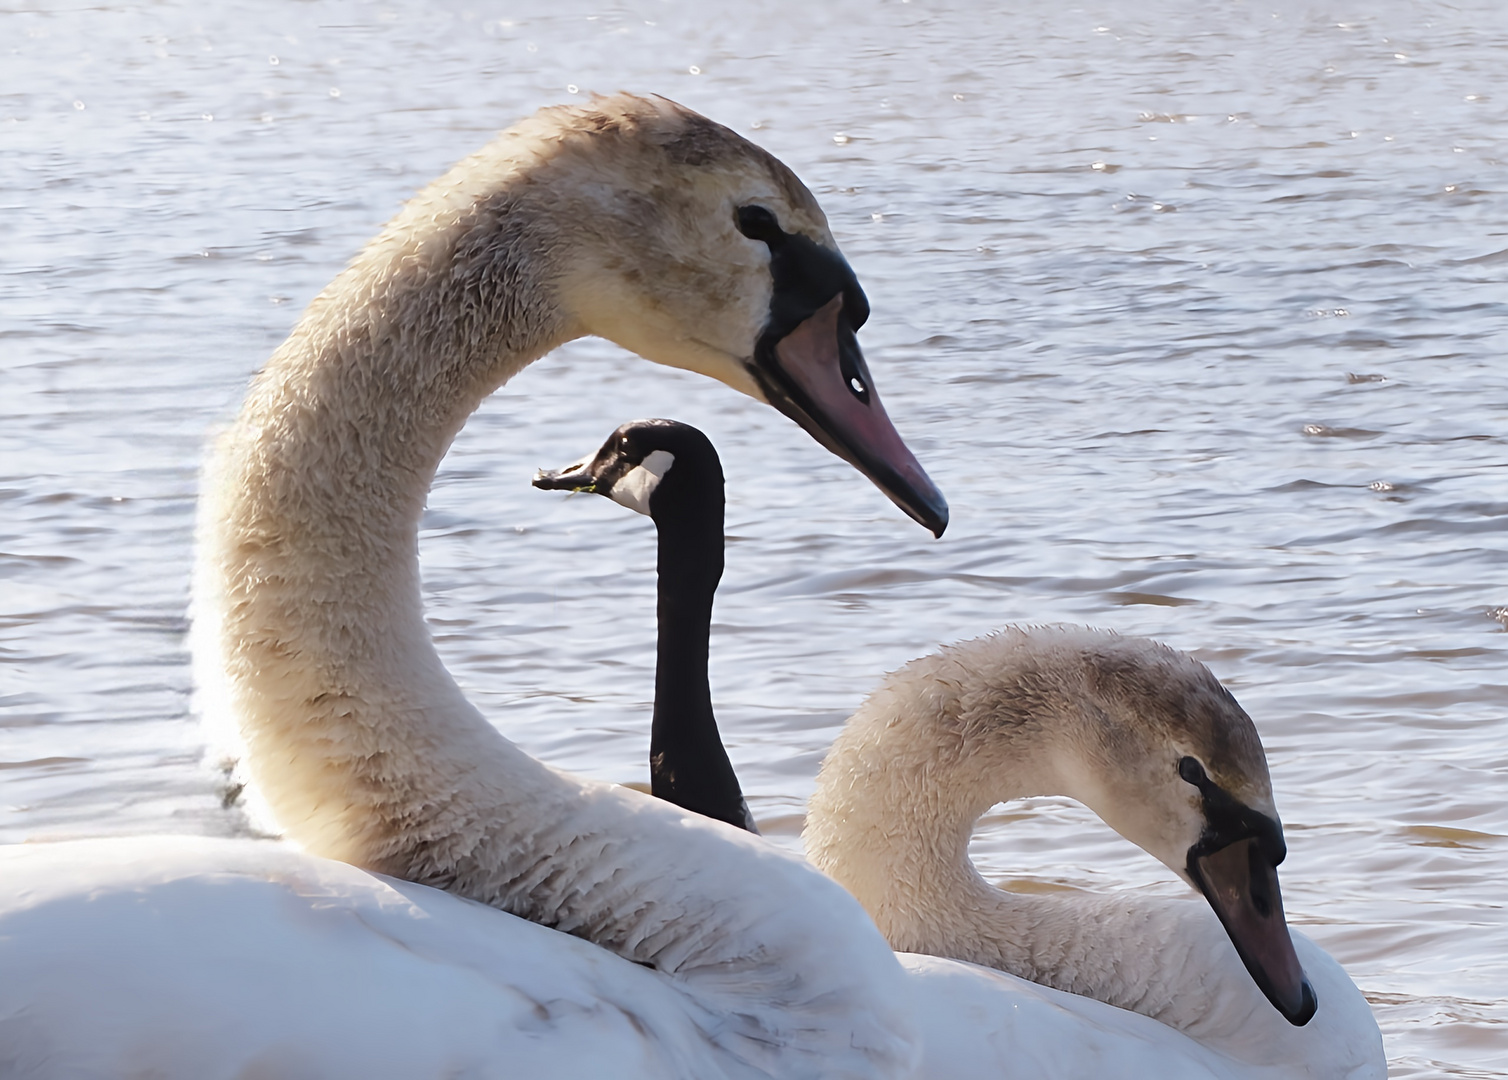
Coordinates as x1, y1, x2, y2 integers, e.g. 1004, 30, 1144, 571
3, 2, 1506, 1075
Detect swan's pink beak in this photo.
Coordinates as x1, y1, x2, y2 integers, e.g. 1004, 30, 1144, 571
755, 294, 948, 537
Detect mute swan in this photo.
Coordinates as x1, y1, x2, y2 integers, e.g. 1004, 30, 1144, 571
534, 419, 758, 832
0, 94, 953, 1078
808, 627, 1386, 1078
534, 421, 1385, 1078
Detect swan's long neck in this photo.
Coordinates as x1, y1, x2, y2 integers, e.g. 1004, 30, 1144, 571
198, 157, 574, 869
806, 654, 1055, 968
804, 640, 1231, 1029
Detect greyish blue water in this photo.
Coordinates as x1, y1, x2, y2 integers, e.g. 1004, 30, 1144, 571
2, 1, 1505, 1074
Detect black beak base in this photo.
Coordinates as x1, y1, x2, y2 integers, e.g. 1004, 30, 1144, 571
736, 206, 948, 537
1189, 836, 1318, 1026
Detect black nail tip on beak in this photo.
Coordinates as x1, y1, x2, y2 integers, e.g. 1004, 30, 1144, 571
1286, 978, 1318, 1027
912, 487, 948, 538
881, 469, 947, 537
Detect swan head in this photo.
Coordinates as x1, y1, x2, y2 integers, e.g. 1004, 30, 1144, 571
532, 418, 720, 523
1042, 631, 1318, 1026
531, 95, 947, 536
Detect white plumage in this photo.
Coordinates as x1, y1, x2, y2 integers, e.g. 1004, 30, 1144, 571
807, 626, 1386, 1078
0, 91, 1384, 1079
0, 95, 930, 1080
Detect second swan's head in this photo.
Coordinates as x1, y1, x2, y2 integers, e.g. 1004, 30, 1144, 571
1035, 630, 1319, 1027
510, 94, 947, 536
836, 626, 1319, 1026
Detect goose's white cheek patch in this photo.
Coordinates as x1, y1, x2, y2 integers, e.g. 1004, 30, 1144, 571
609, 449, 675, 516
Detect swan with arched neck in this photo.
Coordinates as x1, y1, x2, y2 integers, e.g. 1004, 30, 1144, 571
807, 626, 1385, 1078
0, 94, 948, 1079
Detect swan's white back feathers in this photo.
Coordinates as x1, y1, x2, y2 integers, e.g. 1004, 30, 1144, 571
0, 833, 1381, 1080
0, 836, 847, 1080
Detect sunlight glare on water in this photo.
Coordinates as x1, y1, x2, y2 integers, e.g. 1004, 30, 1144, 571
2, 2, 1506, 1076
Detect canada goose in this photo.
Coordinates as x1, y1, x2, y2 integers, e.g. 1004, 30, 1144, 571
534, 418, 757, 833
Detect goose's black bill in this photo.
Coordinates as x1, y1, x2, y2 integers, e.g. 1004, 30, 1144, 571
533, 462, 600, 493
1190, 835, 1317, 1026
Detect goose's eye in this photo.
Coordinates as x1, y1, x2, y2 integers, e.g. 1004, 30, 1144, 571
735, 204, 783, 244
1178, 756, 1207, 786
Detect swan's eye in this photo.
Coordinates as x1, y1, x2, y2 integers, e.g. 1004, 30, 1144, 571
735, 204, 783, 244
1178, 757, 1207, 786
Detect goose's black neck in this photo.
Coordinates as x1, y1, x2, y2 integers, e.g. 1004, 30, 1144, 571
647, 450, 753, 832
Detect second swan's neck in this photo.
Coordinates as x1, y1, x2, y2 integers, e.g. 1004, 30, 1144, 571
806, 659, 1053, 967
804, 638, 1231, 1028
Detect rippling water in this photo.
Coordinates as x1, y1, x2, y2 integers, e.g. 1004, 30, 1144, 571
4, 2, 1506, 1075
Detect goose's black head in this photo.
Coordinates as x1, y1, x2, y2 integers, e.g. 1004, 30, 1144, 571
532, 419, 722, 525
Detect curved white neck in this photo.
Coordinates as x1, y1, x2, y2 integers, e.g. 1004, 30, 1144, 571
806, 632, 1385, 1074
804, 652, 1237, 1033
190, 133, 921, 1076
197, 152, 573, 869
184, 108, 1374, 1073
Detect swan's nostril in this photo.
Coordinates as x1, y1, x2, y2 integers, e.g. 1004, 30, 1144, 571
848, 375, 866, 397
